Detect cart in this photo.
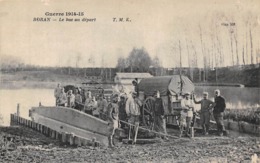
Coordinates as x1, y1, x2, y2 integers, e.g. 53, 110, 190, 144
137, 75, 195, 129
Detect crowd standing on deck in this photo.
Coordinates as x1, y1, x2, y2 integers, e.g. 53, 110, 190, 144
54, 82, 226, 147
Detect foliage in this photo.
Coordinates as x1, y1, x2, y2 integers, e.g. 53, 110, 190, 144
223, 108, 260, 125
117, 47, 161, 72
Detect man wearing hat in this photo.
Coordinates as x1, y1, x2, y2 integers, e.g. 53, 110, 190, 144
107, 94, 119, 147
193, 92, 214, 135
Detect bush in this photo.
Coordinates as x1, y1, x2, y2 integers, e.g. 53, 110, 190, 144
223, 108, 260, 125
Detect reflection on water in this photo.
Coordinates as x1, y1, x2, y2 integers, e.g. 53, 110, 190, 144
195, 86, 260, 110
0, 87, 259, 126
0, 89, 54, 126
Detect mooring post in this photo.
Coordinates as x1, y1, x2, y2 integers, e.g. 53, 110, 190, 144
39, 102, 41, 106
17, 103, 20, 117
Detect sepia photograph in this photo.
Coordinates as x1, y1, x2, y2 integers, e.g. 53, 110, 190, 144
0, 0, 259, 162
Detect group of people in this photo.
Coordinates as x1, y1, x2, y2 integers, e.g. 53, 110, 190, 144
180, 89, 226, 137
54, 83, 108, 118
54, 82, 226, 147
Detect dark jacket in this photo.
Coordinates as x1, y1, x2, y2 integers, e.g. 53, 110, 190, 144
154, 98, 165, 116
213, 96, 226, 114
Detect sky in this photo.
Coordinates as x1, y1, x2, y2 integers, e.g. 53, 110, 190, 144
0, 0, 259, 68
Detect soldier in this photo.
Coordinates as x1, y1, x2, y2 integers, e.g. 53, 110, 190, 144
97, 94, 108, 120
213, 89, 226, 136
107, 94, 119, 147
67, 90, 75, 108
193, 92, 214, 135
74, 89, 83, 110
154, 91, 168, 140
54, 83, 62, 106
118, 95, 127, 128
57, 88, 67, 107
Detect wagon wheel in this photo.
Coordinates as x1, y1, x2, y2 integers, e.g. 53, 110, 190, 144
142, 97, 156, 130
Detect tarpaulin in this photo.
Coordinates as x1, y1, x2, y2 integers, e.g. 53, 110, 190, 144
138, 75, 195, 96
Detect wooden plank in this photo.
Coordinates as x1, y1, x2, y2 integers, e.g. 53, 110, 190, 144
122, 138, 162, 144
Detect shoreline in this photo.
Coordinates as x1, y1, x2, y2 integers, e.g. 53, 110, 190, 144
0, 80, 258, 90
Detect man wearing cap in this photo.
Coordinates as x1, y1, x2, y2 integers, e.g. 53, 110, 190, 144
97, 94, 108, 120
181, 92, 194, 137
132, 79, 139, 97
193, 92, 214, 135
57, 88, 67, 107
213, 89, 226, 136
107, 94, 119, 147
118, 95, 127, 128
54, 83, 62, 106
67, 90, 75, 108
125, 91, 142, 143
154, 90, 168, 139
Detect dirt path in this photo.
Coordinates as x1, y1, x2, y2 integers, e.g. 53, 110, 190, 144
1, 126, 260, 163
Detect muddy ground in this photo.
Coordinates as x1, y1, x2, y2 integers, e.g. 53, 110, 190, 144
0, 126, 260, 163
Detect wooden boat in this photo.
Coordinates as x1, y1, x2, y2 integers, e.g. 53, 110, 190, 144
29, 106, 110, 146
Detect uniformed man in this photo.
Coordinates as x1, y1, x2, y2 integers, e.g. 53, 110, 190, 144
213, 89, 226, 136
67, 90, 75, 108
154, 90, 168, 140
193, 92, 214, 135
107, 94, 119, 147
54, 83, 62, 106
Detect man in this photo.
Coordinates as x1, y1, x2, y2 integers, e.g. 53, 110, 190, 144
107, 94, 119, 147
97, 94, 108, 120
180, 92, 194, 137
125, 91, 142, 144
54, 83, 62, 106
132, 79, 139, 97
74, 89, 83, 111
90, 96, 99, 118
118, 95, 127, 128
67, 90, 75, 108
57, 88, 67, 107
213, 89, 226, 136
84, 91, 92, 115
154, 91, 168, 140
193, 92, 214, 135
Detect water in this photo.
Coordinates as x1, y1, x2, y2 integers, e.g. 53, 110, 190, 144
195, 86, 260, 110
0, 89, 54, 126
0, 87, 259, 126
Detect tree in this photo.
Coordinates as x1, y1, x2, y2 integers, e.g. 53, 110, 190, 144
151, 56, 161, 68
116, 57, 127, 72
127, 47, 152, 72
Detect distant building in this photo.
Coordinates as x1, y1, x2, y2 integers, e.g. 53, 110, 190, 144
114, 73, 153, 85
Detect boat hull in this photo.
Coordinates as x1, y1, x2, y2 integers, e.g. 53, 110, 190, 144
30, 106, 110, 146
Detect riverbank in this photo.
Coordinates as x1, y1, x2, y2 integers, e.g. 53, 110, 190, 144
1, 126, 260, 162
1, 68, 259, 89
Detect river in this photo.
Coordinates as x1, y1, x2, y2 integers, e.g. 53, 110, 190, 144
0, 87, 259, 126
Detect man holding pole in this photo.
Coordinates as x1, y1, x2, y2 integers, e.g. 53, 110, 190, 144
125, 91, 142, 144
